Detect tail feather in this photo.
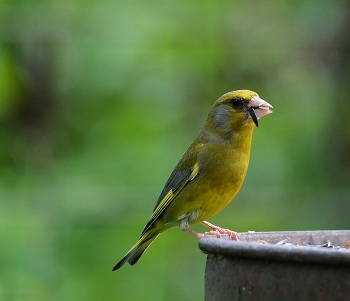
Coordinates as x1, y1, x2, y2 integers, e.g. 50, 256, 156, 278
112, 231, 160, 271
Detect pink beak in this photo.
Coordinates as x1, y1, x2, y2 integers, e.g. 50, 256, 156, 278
248, 96, 273, 127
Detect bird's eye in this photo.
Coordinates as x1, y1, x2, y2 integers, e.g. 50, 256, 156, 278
230, 98, 242, 108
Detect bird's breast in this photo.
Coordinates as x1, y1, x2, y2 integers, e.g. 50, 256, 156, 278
164, 141, 251, 225
193, 147, 249, 221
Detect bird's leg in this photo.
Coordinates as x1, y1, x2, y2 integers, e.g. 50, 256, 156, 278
180, 219, 203, 239
182, 227, 202, 239
182, 225, 224, 239
201, 221, 239, 241
180, 219, 239, 240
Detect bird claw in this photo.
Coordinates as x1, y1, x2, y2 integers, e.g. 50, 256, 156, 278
201, 221, 239, 241
218, 228, 239, 241
182, 221, 239, 241
201, 230, 225, 238
200, 228, 239, 240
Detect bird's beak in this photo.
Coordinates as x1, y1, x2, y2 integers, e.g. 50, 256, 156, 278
248, 96, 273, 127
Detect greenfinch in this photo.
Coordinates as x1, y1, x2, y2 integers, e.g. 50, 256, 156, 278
112, 90, 272, 271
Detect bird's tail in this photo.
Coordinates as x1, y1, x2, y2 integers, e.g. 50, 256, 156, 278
112, 229, 160, 271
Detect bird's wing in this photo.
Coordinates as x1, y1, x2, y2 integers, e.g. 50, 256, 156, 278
139, 159, 200, 238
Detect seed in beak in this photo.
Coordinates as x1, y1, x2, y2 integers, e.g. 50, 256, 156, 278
249, 106, 259, 127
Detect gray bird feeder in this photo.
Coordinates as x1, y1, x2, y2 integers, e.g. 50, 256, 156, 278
199, 230, 350, 301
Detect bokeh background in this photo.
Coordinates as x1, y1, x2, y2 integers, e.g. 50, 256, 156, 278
1, 0, 350, 300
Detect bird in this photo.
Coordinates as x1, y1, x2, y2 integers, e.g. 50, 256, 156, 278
112, 90, 273, 271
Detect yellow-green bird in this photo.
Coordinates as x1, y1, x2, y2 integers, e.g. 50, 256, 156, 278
112, 90, 272, 271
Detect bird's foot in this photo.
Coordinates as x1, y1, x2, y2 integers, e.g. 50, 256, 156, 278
200, 221, 239, 241
200, 230, 229, 239
182, 221, 239, 241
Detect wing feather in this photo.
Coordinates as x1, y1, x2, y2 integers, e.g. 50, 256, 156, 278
140, 164, 199, 237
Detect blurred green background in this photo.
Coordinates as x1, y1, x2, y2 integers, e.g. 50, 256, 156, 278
0, 0, 349, 300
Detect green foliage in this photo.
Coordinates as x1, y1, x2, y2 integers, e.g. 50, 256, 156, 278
0, 0, 349, 300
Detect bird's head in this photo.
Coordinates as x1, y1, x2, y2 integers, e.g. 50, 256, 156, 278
207, 90, 273, 138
